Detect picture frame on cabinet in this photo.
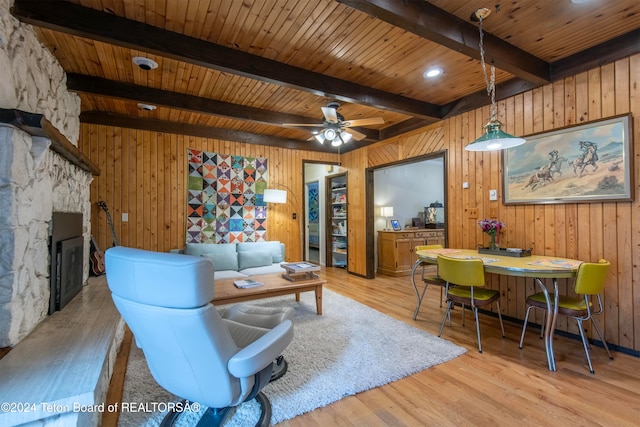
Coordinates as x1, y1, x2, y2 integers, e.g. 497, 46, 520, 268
390, 219, 402, 231
502, 114, 633, 204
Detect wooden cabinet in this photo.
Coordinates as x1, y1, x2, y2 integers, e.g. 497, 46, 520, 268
377, 229, 445, 276
326, 173, 348, 268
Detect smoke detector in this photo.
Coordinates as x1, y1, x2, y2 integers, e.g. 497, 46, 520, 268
132, 56, 158, 71
137, 103, 157, 111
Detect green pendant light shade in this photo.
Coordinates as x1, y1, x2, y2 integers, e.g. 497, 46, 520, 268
464, 10, 526, 152
465, 120, 526, 151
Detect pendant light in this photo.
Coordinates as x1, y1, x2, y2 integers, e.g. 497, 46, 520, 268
465, 8, 526, 152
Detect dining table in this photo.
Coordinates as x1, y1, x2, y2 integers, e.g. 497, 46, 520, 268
413, 248, 583, 372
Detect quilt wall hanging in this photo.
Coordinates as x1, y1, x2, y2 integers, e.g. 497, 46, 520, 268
187, 149, 268, 243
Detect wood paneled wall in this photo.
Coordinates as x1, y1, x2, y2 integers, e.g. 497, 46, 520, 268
342, 54, 639, 352
80, 130, 338, 260
81, 54, 638, 352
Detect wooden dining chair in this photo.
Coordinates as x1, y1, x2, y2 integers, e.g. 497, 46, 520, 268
519, 259, 613, 374
437, 255, 505, 353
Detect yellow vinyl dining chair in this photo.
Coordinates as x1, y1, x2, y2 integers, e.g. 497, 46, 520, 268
519, 259, 613, 374
437, 255, 505, 353
413, 245, 447, 314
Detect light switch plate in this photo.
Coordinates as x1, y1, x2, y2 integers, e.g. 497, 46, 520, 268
489, 189, 498, 201
122, 213, 128, 222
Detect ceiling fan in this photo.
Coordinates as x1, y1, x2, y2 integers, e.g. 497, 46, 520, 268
283, 102, 384, 146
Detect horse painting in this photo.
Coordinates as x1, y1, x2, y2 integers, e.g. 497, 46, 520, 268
523, 165, 554, 191
572, 145, 598, 176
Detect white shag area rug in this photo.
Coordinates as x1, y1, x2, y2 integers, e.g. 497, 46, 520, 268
118, 289, 466, 426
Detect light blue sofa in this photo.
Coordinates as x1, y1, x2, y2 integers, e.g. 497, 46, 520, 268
171, 241, 286, 280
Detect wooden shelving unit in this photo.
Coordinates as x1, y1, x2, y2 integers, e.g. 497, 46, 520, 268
326, 173, 347, 269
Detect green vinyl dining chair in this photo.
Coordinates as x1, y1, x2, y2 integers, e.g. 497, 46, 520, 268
519, 259, 613, 374
412, 245, 447, 318
437, 254, 505, 353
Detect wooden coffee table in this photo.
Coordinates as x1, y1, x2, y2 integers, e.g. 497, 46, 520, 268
213, 273, 326, 315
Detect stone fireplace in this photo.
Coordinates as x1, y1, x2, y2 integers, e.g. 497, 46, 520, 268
0, 0, 93, 348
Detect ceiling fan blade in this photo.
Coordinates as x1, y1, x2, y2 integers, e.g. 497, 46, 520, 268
321, 107, 339, 124
282, 123, 324, 127
346, 128, 367, 141
342, 117, 384, 127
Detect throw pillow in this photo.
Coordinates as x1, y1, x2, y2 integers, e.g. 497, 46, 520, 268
238, 250, 273, 271
192, 245, 238, 271
236, 241, 284, 263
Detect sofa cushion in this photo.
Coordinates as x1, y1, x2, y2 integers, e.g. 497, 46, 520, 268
214, 270, 248, 280
236, 241, 284, 263
186, 243, 238, 271
238, 250, 273, 270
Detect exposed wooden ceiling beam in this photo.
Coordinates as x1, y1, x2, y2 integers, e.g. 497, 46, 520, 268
441, 29, 640, 119
551, 29, 640, 80
79, 111, 360, 153
67, 73, 381, 143
441, 78, 539, 119
379, 117, 438, 140
12, 0, 442, 120
337, 0, 550, 85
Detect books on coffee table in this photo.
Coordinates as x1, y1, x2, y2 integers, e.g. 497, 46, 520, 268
281, 262, 320, 272
281, 262, 320, 281
233, 279, 264, 289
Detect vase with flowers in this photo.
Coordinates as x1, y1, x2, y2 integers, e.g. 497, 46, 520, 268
478, 219, 504, 250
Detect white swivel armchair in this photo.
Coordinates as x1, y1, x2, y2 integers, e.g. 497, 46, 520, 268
105, 246, 294, 426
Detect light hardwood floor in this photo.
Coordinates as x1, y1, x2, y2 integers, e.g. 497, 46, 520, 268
104, 267, 640, 426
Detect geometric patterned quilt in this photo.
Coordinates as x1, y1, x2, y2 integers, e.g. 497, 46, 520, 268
186, 149, 269, 243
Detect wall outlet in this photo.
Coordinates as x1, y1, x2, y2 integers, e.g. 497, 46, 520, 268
468, 207, 478, 218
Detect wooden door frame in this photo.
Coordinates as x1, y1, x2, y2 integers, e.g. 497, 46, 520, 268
364, 150, 448, 278
303, 160, 341, 264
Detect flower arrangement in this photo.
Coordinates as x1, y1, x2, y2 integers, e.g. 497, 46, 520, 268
478, 219, 504, 249
478, 219, 504, 236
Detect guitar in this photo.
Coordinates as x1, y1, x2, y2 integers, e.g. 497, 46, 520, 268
89, 236, 105, 276
98, 201, 119, 246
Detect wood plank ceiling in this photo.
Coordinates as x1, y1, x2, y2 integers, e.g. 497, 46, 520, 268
11, 0, 640, 153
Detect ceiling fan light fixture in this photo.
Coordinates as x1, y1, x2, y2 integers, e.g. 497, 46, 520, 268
314, 133, 325, 144
323, 128, 337, 140
331, 137, 343, 147
340, 130, 352, 143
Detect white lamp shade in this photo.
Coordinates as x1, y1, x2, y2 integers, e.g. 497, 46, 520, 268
263, 189, 287, 204
380, 206, 394, 217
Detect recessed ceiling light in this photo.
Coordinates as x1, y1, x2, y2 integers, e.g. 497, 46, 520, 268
132, 56, 158, 70
423, 68, 443, 78
137, 103, 157, 111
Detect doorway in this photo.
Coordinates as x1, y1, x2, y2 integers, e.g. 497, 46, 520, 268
306, 180, 320, 263
303, 161, 343, 265
365, 151, 447, 278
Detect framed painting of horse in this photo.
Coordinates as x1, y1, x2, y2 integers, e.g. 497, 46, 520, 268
502, 114, 633, 204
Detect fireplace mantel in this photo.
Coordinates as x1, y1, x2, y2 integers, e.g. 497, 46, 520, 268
0, 108, 100, 176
